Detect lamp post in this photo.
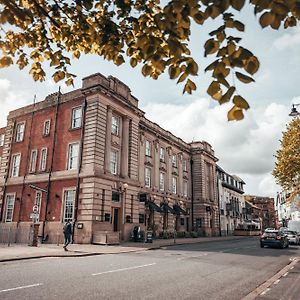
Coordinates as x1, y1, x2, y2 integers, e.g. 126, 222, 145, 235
289, 103, 300, 117
121, 183, 128, 241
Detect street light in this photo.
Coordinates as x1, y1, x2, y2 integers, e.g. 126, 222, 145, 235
289, 104, 300, 117
121, 183, 128, 241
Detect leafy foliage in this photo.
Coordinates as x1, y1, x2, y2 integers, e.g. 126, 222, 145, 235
0, 0, 299, 120
273, 117, 300, 200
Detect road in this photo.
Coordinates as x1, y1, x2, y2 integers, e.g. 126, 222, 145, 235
0, 237, 299, 300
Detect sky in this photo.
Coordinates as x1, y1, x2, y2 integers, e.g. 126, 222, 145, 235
0, 5, 299, 198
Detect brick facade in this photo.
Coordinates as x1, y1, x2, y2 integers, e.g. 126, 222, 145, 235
0, 73, 219, 243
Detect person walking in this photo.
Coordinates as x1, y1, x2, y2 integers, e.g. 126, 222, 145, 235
63, 220, 72, 251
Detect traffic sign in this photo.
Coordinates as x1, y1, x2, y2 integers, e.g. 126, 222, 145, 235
33, 205, 39, 213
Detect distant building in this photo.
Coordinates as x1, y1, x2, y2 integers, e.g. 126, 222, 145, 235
217, 166, 245, 236
0, 73, 219, 244
244, 195, 276, 230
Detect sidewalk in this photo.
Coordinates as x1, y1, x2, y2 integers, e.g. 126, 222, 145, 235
0, 235, 250, 262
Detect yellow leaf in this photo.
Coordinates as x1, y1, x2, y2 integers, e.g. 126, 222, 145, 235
236, 72, 255, 83
227, 105, 244, 121
207, 81, 220, 97
65, 78, 74, 86
259, 12, 275, 28
231, 0, 245, 11
244, 56, 260, 75
233, 95, 250, 109
130, 57, 138, 68
219, 86, 235, 105
168, 66, 180, 79
0, 56, 13, 68
177, 72, 188, 83
52, 71, 65, 82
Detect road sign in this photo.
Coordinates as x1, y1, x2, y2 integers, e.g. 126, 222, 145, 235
30, 213, 39, 219
33, 205, 39, 213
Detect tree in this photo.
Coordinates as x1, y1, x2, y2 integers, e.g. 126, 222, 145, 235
273, 117, 300, 202
0, 0, 299, 120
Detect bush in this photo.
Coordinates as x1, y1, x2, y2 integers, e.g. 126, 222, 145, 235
177, 231, 186, 238
185, 232, 191, 238
191, 231, 198, 238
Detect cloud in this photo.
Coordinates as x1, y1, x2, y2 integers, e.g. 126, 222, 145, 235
273, 27, 300, 51
0, 78, 32, 128
142, 98, 290, 196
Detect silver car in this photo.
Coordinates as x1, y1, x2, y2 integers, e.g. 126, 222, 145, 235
286, 230, 300, 245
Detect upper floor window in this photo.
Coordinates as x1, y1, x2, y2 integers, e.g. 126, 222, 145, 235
67, 143, 79, 170
71, 107, 82, 129
63, 189, 76, 222
15, 122, 25, 142
111, 115, 120, 135
183, 180, 188, 197
145, 140, 151, 157
5, 194, 15, 222
172, 154, 177, 167
39, 148, 48, 171
110, 150, 118, 175
159, 172, 165, 191
172, 176, 177, 194
183, 159, 187, 172
43, 120, 51, 136
29, 149, 37, 173
0, 134, 4, 146
145, 167, 151, 188
160, 147, 165, 162
11, 154, 21, 177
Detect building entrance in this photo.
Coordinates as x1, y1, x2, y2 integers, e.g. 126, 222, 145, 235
112, 208, 120, 232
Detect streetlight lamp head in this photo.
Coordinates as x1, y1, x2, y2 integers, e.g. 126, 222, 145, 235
289, 104, 300, 117
123, 183, 128, 190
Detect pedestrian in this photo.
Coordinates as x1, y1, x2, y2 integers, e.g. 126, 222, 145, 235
63, 220, 72, 251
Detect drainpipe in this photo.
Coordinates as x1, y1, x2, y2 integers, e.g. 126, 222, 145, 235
72, 97, 87, 242
18, 96, 36, 225
190, 158, 194, 231
216, 175, 221, 237
42, 89, 61, 241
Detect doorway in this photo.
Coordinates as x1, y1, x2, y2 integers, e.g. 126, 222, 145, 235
112, 208, 120, 232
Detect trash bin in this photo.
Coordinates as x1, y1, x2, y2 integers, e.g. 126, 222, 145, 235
146, 230, 153, 243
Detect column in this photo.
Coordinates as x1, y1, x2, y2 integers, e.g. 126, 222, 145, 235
121, 116, 129, 178
104, 106, 112, 173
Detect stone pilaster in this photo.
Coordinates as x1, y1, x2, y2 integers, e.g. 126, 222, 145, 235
120, 116, 129, 178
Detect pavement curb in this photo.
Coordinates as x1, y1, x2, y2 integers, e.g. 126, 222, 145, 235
0, 236, 253, 263
241, 257, 300, 300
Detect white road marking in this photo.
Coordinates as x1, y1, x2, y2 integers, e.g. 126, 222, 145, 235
177, 253, 208, 260
273, 279, 280, 285
283, 272, 289, 277
0, 283, 43, 293
92, 263, 156, 276
290, 266, 294, 270
260, 288, 270, 296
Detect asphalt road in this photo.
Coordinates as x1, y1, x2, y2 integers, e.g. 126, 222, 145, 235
0, 237, 299, 300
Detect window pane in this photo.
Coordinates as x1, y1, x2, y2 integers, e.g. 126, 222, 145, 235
110, 151, 118, 174
16, 123, 24, 142
64, 190, 75, 222
30, 150, 37, 173
43, 120, 50, 135
112, 116, 119, 135
145, 167, 151, 187
159, 172, 165, 191
160, 148, 165, 161
40, 148, 47, 171
71, 107, 82, 128
68, 143, 79, 170
12, 154, 20, 177
5, 195, 15, 222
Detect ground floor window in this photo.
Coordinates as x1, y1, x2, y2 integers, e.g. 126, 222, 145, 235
63, 189, 76, 222
5, 194, 15, 222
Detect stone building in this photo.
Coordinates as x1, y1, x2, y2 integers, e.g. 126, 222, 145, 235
244, 195, 276, 231
0, 73, 218, 244
217, 166, 245, 236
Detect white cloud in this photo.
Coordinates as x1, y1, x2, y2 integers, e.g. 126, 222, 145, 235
273, 27, 300, 51
142, 98, 290, 197
0, 78, 32, 128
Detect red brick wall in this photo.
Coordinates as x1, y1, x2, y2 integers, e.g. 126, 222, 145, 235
4, 179, 78, 222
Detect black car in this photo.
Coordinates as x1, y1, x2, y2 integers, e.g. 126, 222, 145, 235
260, 229, 289, 248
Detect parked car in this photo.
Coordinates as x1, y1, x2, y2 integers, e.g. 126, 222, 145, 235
285, 230, 300, 245
260, 229, 289, 248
